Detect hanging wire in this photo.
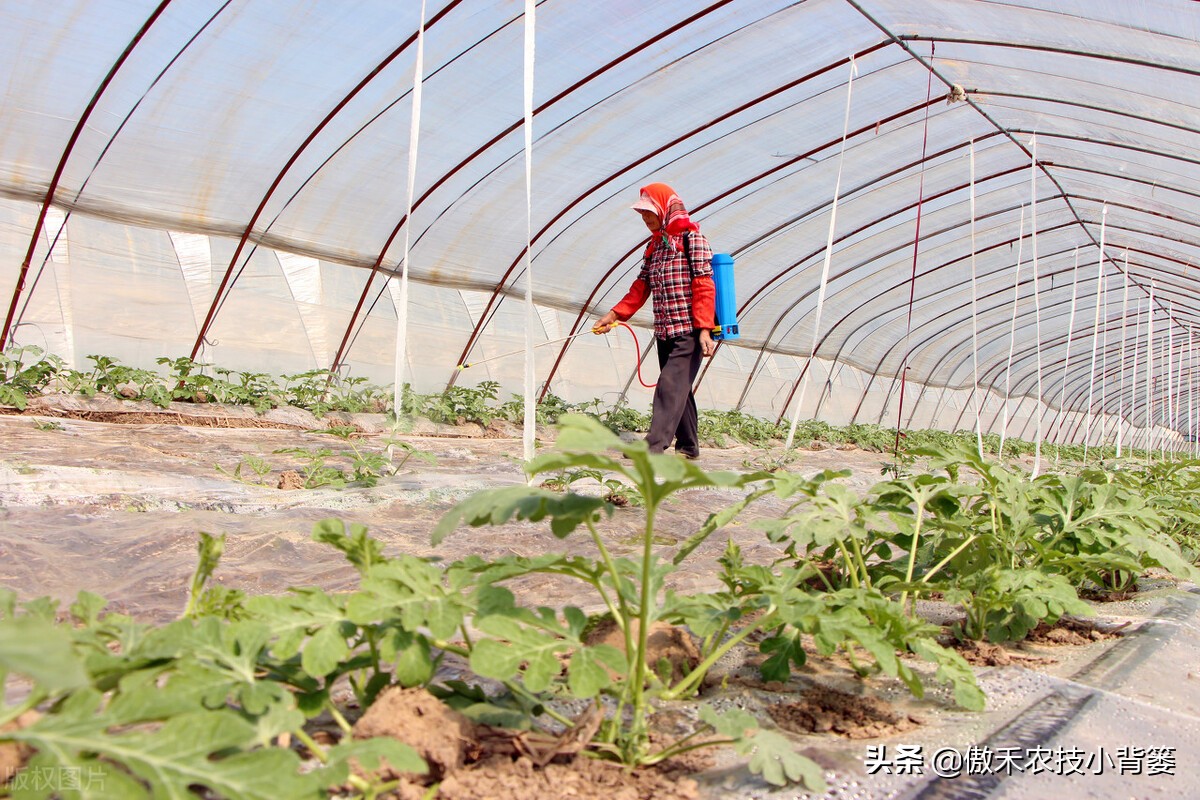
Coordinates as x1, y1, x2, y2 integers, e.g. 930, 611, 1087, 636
1029, 137, 1044, 477
1053, 248, 1080, 458
999, 206, 1025, 459
892, 43, 936, 460
1083, 206, 1106, 461
784, 56, 857, 451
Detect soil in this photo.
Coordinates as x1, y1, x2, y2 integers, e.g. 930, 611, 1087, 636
0, 396, 1160, 799
952, 639, 1056, 667
585, 619, 701, 683
347, 687, 699, 800
1025, 616, 1130, 645
767, 685, 922, 739
0, 711, 40, 785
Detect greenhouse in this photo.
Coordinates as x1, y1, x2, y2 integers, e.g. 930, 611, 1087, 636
1, 1, 1199, 799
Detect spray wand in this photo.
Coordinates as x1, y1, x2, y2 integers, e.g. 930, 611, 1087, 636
455, 322, 618, 371
456, 322, 658, 389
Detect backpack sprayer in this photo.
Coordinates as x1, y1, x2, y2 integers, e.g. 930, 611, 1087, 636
710, 252, 739, 341
456, 252, 739, 372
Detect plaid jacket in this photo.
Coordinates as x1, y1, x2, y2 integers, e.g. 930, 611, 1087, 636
613, 231, 715, 340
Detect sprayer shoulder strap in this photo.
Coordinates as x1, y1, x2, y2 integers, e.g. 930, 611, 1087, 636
681, 231, 694, 279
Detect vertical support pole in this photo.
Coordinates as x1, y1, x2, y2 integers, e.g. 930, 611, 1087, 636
521, 0, 537, 462
1116, 255, 1129, 457
391, 0, 428, 418
1029, 137, 1044, 477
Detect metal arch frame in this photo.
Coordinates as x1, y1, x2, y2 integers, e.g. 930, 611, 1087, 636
904, 243, 1200, 405
186, 0, 463, 362
854, 245, 1194, 433
668, 87, 1200, 404
1, 0, 175, 351
10, 2, 235, 338
844, 241, 1088, 425
711, 163, 1033, 411
538, 87, 953, 401
647, 12, 1200, 425
331, 0, 748, 376
895, 34, 1200, 82
441, 42, 901, 397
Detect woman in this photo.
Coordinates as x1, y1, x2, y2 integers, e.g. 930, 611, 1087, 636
593, 183, 716, 458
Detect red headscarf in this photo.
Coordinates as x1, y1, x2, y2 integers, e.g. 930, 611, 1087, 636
636, 182, 699, 255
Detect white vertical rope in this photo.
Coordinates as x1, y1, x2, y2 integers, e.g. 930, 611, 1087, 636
1147, 283, 1155, 459
1130, 300, 1142, 457
1191, 329, 1196, 457
999, 205, 1025, 459
1168, 303, 1175, 453
1029, 138, 1044, 477
1116, 255, 1129, 457
392, 0, 427, 418
1054, 248, 1080, 450
969, 141, 983, 457
1083, 206, 1106, 460
1099, 272, 1108, 452
521, 0, 537, 463
785, 56, 856, 451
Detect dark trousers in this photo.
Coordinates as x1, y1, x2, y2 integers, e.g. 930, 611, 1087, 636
646, 331, 702, 455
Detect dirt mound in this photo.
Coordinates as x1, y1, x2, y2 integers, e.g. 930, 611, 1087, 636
276, 469, 304, 490
352, 687, 476, 779
349, 688, 699, 800
953, 639, 1055, 666
768, 685, 922, 739
584, 619, 700, 683
1026, 617, 1129, 646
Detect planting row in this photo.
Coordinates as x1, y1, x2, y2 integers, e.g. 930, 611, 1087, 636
2, 417, 1198, 797
0, 345, 1159, 463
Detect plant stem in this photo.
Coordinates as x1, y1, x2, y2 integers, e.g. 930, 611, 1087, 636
836, 541, 859, 589
921, 534, 978, 584
662, 614, 770, 700
0, 690, 46, 728
327, 701, 353, 735
630, 501, 657, 743
898, 498, 927, 612
293, 728, 328, 764
586, 519, 632, 645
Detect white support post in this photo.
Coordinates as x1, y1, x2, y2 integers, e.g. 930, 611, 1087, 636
1029, 138, 1044, 477
521, 0, 537, 462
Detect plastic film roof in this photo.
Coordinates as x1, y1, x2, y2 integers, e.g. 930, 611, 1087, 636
2, 0, 1199, 434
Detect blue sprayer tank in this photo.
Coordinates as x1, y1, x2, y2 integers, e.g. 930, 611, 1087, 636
711, 253, 739, 341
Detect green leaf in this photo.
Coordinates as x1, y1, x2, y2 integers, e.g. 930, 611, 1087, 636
567, 644, 626, 697
759, 632, 806, 683
698, 706, 825, 790
433, 485, 610, 545
301, 623, 350, 678
8, 692, 324, 800
0, 616, 89, 691
470, 616, 569, 692
322, 737, 427, 783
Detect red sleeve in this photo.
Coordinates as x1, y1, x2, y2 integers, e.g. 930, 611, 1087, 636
612, 278, 649, 320
691, 275, 715, 330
